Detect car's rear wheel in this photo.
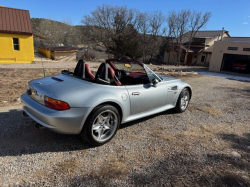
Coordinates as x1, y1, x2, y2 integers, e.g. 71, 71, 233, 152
174, 88, 190, 113
81, 105, 120, 146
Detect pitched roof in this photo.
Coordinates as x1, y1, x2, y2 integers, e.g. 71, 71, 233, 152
181, 30, 230, 43
203, 45, 213, 53
0, 6, 32, 35
223, 37, 250, 43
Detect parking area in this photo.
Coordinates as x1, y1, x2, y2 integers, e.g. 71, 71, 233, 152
0, 66, 249, 186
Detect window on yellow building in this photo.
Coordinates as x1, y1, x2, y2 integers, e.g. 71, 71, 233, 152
13, 38, 20, 50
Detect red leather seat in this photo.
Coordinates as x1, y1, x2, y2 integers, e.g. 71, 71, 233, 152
85, 64, 95, 80
108, 67, 122, 86
73, 59, 94, 80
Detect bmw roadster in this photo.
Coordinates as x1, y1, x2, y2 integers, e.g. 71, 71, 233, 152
21, 59, 192, 146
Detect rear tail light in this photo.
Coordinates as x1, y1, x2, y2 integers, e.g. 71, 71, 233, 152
44, 96, 70, 110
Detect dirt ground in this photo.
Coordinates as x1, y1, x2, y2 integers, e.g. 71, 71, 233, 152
0, 66, 249, 186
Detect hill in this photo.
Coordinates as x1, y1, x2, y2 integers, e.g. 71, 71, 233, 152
31, 18, 86, 49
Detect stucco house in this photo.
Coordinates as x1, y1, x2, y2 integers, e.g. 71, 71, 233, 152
209, 37, 250, 74
164, 30, 230, 65
0, 6, 34, 63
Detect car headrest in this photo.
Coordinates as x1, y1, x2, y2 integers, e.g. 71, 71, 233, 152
95, 62, 109, 81
73, 59, 86, 78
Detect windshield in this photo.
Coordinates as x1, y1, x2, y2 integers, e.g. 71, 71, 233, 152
111, 60, 145, 72
108, 59, 162, 83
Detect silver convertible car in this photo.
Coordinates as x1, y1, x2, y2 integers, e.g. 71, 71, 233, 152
21, 59, 192, 146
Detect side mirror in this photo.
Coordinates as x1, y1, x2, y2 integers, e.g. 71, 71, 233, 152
152, 79, 159, 87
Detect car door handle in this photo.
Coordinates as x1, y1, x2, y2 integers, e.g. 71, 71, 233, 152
132, 92, 140, 95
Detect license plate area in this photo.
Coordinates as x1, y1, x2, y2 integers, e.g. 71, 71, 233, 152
27, 88, 44, 104
27, 88, 36, 99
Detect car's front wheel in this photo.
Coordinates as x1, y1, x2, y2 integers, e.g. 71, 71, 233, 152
174, 88, 190, 113
81, 105, 120, 146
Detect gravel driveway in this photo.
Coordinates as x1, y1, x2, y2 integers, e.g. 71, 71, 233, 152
0, 74, 249, 186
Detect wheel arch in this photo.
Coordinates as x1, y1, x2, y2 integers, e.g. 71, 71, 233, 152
94, 101, 123, 120
83, 101, 123, 128
185, 86, 192, 100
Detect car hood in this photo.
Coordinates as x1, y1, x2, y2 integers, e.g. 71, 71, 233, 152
158, 74, 180, 82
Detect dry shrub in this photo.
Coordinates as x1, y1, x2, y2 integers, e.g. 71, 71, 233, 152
55, 158, 77, 174
98, 157, 128, 179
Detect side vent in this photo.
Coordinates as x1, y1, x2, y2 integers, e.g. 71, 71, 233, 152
171, 86, 178, 90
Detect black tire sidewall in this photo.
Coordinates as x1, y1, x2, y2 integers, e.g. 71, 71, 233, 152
175, 88, 190, 113
82, 105, 120, 146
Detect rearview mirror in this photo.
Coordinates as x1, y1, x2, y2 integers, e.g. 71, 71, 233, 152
152, 79, 159, 87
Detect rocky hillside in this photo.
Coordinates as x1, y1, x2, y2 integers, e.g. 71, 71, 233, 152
31, 18, 86, 48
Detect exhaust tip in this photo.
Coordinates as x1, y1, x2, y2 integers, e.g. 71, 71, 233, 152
23, 111, 28, 116
35, 123, 46, 130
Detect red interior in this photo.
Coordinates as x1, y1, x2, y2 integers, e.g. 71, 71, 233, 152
85, 64, 95, 79
108, 67, 122, 86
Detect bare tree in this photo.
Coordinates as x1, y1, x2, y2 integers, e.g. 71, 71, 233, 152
167, 10, 211, 65
138, 11, 167, 62
137, 12, 150, 62
184, 11, 212, 64
82, 4, 141, 58
168, 10, 191, 66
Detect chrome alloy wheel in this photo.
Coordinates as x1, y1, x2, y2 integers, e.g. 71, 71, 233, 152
180, 90, 189, 110
91, 110, 118, 142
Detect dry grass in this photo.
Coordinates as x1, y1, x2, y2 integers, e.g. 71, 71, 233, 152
55, 158, 78, 174
189, 106, 223, 116
99, 157, 129, 179
0, 68, 73, 106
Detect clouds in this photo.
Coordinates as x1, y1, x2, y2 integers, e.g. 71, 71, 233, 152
242, 16, 250, 24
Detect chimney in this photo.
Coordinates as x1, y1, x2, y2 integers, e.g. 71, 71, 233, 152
0, 5, 4, 7
221, 27, 224, 41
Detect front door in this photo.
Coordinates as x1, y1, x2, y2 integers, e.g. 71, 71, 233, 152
125, 82, 168, 115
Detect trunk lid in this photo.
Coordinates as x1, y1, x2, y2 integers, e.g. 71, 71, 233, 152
28, 74, 92, 98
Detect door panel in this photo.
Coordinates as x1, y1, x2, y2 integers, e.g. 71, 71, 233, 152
126, 82, 168, 115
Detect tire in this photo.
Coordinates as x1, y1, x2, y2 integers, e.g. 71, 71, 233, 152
174, 88, 190, 113
81, 105, 120, 146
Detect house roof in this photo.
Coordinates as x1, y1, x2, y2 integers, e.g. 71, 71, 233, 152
222, 37, 250, 43
203, 45, 213, 53
0, 6, 33, 35
181, 30, 230, 44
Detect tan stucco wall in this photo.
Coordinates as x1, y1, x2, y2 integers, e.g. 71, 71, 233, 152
164, 51, 212, 65
189, 52, 211, 65
209, 41, 250, 72
206, 33, 229, 48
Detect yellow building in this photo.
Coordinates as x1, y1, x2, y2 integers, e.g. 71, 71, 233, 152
0, 6, 34, 63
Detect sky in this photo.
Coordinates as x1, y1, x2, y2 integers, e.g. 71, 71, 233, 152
1, 0, 250, 36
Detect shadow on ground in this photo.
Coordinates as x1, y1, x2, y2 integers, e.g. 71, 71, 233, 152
0, 109, 90, 157
0, 108, 176, 157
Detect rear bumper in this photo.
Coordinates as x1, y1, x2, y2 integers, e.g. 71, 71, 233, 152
21, 93, 92, 134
